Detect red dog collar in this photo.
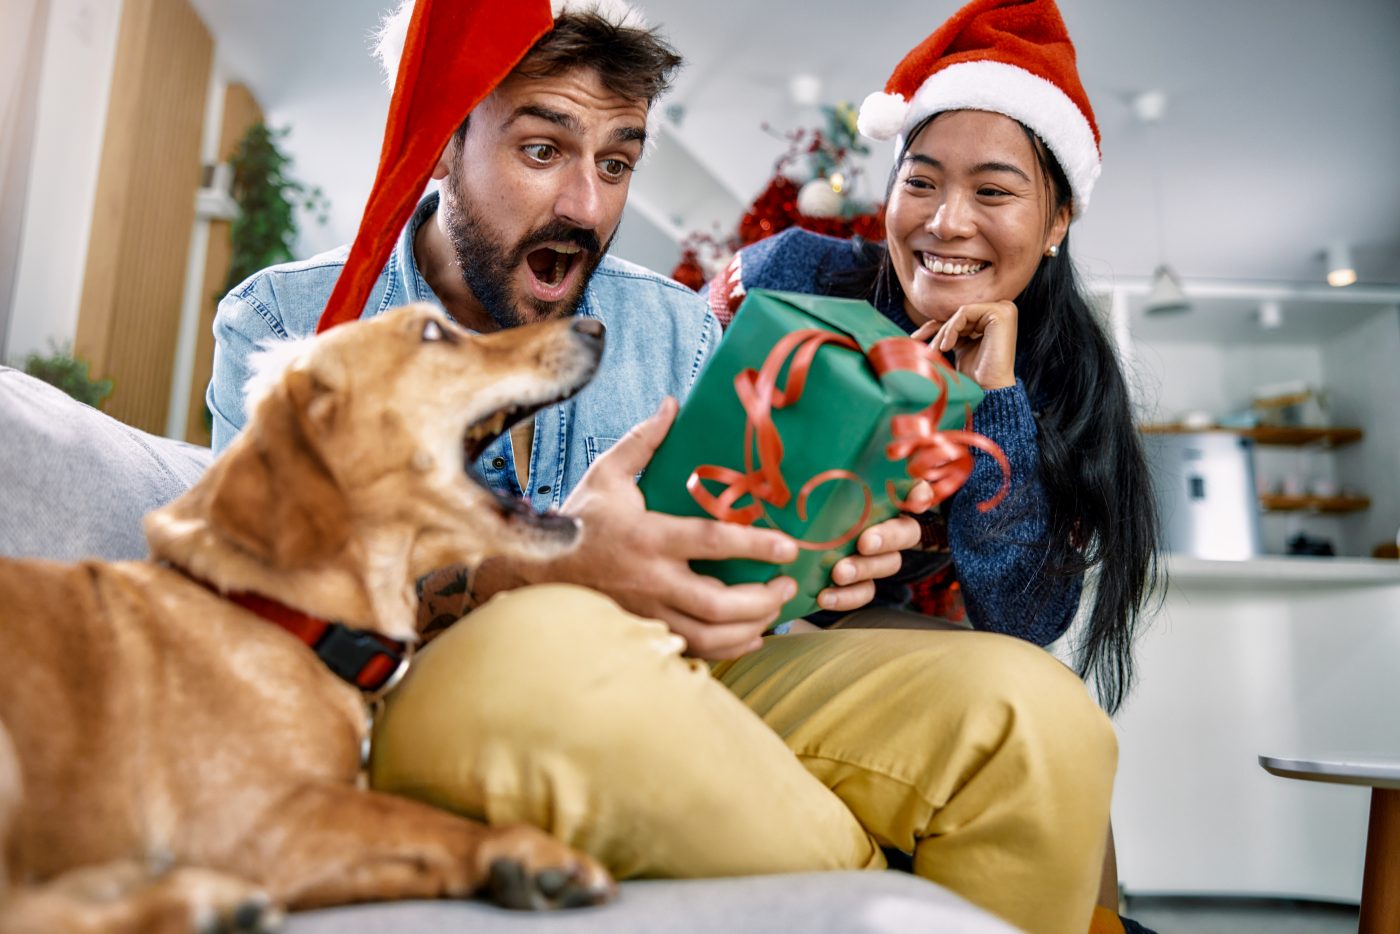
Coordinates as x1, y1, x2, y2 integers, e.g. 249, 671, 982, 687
183, 574, 410, 697
226, 591, 410, 697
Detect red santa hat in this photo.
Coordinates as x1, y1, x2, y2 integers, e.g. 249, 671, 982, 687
856, 0, 1101, 216
317, 0, 555, 332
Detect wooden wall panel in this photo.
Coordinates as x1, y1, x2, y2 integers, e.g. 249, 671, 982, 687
184, 82, 261, 445
76, 0, 212, 433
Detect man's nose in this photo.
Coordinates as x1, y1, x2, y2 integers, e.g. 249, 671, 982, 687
928, 191, 976, 241
554, 162, 608, 231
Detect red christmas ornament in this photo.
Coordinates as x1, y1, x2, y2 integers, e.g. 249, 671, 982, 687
670, 247, 706, 291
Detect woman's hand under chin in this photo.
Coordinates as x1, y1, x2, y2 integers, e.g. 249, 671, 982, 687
912, 300, 1019, 390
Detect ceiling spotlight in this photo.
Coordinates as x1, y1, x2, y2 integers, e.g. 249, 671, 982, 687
1258, 300, 1283, 329
1145, 265, 1190, 315
1326, 241, 1356, 287
788, 74, 822, 108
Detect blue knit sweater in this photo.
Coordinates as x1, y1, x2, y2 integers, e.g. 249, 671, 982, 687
711, 227, 1081, 647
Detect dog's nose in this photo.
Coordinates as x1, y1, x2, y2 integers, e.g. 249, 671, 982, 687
572, 318, 604, 340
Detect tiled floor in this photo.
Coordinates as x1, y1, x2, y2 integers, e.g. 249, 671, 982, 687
1121, 895, 1360, 934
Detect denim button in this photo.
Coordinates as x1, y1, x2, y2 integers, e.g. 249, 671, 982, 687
491, 456, 506, 470
537, 485, 551, 495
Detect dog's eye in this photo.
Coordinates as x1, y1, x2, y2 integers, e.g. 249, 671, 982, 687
421, 319, 446, 343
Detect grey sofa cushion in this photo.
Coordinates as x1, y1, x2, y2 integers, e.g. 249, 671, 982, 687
285, 872, 1017, 934
0, 366, 212, 561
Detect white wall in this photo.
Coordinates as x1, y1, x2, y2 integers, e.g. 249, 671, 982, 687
1322, 308, 1400, 556
6, 0, 123, 361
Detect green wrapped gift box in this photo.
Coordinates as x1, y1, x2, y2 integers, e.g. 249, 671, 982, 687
638, 289, 988, 622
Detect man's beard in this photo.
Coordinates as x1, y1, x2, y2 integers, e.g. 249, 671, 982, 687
440, 181, 614, 330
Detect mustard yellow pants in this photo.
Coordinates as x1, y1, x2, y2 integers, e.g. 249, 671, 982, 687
370, 585, 1116, 934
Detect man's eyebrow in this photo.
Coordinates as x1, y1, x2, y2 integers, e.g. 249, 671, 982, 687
903, 153, 1032, 182
611, 126, 647, 147
502, 105, 580, 133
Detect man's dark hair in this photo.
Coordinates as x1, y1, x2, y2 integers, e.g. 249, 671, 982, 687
453, 11, 682, 144
517, 10, 681, 104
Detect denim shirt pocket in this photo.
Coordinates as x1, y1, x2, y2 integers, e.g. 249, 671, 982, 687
584, 436, 621, 468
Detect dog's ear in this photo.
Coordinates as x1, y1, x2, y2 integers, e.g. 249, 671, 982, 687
207, 369, 350, 568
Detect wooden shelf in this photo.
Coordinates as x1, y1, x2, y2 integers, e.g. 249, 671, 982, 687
1260, 494, 1371, 514
1140, 424, 1364, 448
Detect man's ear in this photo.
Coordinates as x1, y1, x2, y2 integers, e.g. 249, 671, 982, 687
206, 374, 350, 569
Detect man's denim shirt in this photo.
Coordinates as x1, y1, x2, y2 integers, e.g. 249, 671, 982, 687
208, 192, 720, 511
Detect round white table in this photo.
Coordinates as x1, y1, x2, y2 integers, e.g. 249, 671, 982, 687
1260, 755, 1400, 933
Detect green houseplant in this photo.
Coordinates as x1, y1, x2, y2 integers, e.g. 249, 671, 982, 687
21, 342, 113, 409
224, 122, 329, 293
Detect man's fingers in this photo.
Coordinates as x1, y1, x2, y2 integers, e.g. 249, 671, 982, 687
650, 513, 799, 564
901, 482, 936, 516
830, 551, 904, 587
670, 573, 796, 627
816, 581, 876, 613
594, 396, 678, 478
857, 516, 921, 555
667, 604, 781, 660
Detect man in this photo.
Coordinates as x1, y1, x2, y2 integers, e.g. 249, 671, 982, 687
211, 4, 1117, 932
209, 3, 901, 658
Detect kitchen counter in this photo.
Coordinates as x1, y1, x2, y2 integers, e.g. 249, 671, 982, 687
1168, 555, 1400, 587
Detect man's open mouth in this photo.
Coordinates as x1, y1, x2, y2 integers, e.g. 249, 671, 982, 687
524, 244, 587, 302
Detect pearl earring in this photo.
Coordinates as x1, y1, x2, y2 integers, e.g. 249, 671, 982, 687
1045, 244, 1060, 258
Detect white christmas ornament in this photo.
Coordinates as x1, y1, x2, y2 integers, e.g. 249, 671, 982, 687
796, 177, 845, 218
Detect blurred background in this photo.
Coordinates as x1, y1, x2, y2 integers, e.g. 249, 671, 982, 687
2, 1, 1399, 922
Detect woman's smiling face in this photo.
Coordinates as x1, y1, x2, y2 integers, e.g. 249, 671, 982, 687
884, 109, 1071, 327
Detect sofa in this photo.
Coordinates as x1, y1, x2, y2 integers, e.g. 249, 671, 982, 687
0, 366, 1015, 932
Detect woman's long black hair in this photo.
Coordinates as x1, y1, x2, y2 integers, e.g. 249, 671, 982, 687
825, 115, 1162, 714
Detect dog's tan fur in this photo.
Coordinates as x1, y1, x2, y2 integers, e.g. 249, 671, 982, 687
0, 305, 612, 933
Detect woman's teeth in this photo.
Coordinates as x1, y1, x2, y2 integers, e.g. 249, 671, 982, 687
921, 255, 987, 276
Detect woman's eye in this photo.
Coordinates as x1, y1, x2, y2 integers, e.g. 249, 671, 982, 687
523, 144, 559, 163
904, 176, 935, 191
978, 187, 1010, 197
599, 158, 633, 180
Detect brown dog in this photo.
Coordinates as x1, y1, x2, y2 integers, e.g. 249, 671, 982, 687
0, 304, 614, 933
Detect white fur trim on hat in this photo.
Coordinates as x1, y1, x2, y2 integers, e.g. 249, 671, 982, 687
892, 60, 1101, 215
856, 91, 910, 142
373, 0, 647, 89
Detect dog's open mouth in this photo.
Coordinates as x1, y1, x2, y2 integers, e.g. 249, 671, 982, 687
462, 398, 578, 538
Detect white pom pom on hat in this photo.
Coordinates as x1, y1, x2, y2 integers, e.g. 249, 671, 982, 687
855, 0, 1102, 216
374, 0, 647, 89
855, 91, 910, 142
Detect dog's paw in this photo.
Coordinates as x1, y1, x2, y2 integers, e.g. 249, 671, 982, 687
477, 824, 616, 911
165, 868, 283, 934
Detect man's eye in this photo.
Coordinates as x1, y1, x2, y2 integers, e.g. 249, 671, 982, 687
523, 144, 559, 163
599, 159, 633, 180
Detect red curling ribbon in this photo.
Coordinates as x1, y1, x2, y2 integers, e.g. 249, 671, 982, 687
867, 337, 1011, 513
686, 328, 1011, 549
796, 469, 873, 550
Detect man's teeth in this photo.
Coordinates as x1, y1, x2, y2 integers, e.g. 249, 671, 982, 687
552, 251, 569, 285
922, 255, 987, 276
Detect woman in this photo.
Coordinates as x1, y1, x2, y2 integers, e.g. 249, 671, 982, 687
708, 5, 1159, 719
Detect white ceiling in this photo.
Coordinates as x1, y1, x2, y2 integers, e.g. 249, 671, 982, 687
189, 0, 1400, 288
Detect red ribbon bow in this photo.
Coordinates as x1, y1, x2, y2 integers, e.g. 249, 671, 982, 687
687, 329, 1010, 550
